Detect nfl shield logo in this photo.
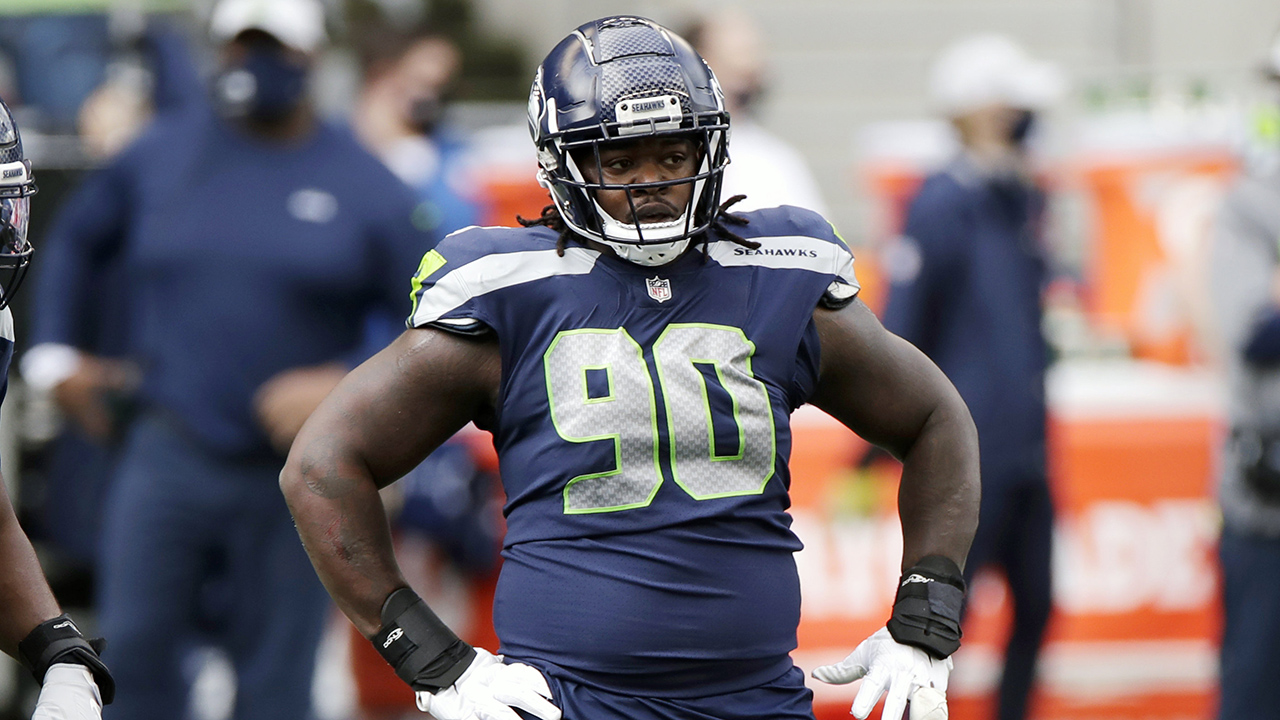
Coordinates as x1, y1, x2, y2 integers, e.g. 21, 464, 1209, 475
646, 276, 672, 303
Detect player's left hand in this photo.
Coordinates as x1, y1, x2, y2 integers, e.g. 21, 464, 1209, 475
812, 626, 951, 720
31, 664, 103, 720
415, 648, 561, 720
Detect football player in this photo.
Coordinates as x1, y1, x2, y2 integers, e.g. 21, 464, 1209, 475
0, 99, 114, 719
280, 16, 977, 720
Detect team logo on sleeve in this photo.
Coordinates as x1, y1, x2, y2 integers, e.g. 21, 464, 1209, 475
645, 276, 672, 303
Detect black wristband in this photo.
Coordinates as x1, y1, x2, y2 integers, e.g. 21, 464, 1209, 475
372, 588, 476, 693
18, 615, 116, 704
886, 555, 966, 659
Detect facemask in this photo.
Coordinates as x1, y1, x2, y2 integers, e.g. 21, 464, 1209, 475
408, 96, 444, 136
1009, 109, 1037, 146
215, 47, 308, 123
0, 193, 31, 308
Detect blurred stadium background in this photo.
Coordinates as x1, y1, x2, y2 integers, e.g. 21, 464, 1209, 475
5, 1, 1280, 719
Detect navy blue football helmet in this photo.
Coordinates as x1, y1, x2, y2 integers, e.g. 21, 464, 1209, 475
527, 16, 730, 266
0, 98, 35, 309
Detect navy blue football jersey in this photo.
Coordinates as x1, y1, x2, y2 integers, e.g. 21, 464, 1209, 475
407, 206, 858, 697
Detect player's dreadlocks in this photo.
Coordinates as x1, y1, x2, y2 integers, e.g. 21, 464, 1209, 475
517, 194, 762, 260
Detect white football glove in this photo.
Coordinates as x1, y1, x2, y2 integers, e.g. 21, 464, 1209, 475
812, 627, 952, 720
416, 648, 561, 720
32, 664, 103, 720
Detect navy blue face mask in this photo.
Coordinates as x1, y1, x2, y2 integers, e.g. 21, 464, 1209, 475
215, 47, 308, 123
408, 96, 444, 136
1009, 109, 1037, 146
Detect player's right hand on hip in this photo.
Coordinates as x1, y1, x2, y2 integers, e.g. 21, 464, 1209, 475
31, 664, 103, 720
416, 648, 561, 720
812, 626, 951, 720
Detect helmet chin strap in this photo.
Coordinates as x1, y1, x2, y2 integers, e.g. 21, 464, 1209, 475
606, 238, 691, 266
593, 200, 692, 266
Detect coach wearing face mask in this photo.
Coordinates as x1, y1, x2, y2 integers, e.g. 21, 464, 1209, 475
351, 27, 483, 241
21, 1, 435, 717
880, 34, 1065, 720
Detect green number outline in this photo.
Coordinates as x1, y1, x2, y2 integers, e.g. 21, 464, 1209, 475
652, 323, 777, 501
543, 328, 663, 514
691, 360, 745, 462
581, 364, 614, 405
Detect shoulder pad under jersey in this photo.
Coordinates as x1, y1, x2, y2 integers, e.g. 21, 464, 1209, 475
709, 205, 859, 309
405, 225, 600, 333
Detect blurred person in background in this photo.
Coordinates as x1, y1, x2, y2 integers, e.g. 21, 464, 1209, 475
22, 15, 206, 587
685, 9, 827, 215
1207, 30, 1280, 720
352, 24, 485, 238
0, 0, 184, 132
76, 17, 208, 163
0, 96, 115, 720
0, 2, 112, 133
881, 34, 1064, 720
19, 0, 436, 718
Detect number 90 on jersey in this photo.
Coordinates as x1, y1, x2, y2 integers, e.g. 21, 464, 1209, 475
543, 323, 777, 514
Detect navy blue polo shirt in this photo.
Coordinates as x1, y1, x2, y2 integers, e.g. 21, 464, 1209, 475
31, 107, 435, 457
882, 157, 1048, 483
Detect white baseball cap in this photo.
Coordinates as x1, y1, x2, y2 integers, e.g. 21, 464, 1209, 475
210, 0, 328, 54
929, 34, 1064, 116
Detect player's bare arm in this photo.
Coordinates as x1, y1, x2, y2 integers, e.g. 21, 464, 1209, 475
809, 297, 979, 720
280, 326, 499, 636
0, 481, 116, 716
0, 481, 61, 656
281, 329, 560, 719
810, 298, 980, 569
